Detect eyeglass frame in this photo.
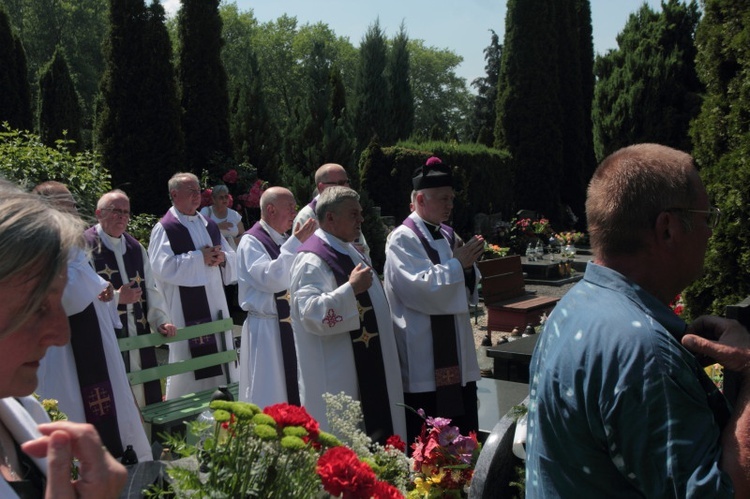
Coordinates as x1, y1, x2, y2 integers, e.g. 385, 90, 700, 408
101, 206, 131, 218
664, 206, 721, 228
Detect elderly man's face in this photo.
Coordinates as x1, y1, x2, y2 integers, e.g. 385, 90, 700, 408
267, 192, 298, 234
324, 199, 363, 243
97, 194, 130, 238
318, 168, 350, 193
416, 186, 455, 225
172, 179, 201, 215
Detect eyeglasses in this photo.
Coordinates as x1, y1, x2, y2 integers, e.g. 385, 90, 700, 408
103, 207, 131, 218
666, 206, 721, 228
322, 179, 350, 186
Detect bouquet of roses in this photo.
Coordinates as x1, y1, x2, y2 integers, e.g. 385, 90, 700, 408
407, 409, 480, 498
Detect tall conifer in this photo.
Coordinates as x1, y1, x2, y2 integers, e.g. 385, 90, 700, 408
178, 0, 232, 176
354, 20, 389, 154
0, 7, 32, 131
387, 23, 414, 144
37, 47, 83, 151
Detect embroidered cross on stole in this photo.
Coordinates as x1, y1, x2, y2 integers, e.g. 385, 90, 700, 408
245, 222, 300, 405
402, 216, 465, 417
298, 234, 394, 443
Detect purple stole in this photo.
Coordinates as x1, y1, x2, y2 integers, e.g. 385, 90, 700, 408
307, 197, 318, 214
298, 234, 393, 444
245, 222, 301, 405
67, 301, 124, 458
159, 209, 224, 380
401, 216, 464, 417
84, 227, 162, 405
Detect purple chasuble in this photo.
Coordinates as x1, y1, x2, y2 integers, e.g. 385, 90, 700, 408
245, 222, 300, 405
84, 227, 162, 405
67, 302, 124, 458
298, 234, 394, 444
401, 216, 464, 417
159, 209, 224, 380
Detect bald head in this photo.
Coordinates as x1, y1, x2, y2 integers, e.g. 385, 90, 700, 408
32, 181, 78, 214
314, 163, 350, 194
260, 186, 298, 234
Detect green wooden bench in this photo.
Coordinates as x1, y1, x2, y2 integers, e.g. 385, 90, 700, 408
118, 317, 238, 440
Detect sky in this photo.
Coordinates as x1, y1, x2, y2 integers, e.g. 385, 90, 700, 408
163, 0, 666, 85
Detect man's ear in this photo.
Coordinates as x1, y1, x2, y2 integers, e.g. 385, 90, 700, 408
654, 210, 682, 246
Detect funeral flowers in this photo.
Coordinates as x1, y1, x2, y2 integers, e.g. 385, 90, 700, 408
408, 409, 480, 498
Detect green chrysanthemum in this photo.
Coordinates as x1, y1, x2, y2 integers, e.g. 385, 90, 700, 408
282, 426, 308, 438
232, 403, 259, 420
213, 409, 231, 423
317, 431, 342, 448
209, 400, 235, 412
251, 413, 276, 427
253, 423, 278, 441
280, 435, 306, 451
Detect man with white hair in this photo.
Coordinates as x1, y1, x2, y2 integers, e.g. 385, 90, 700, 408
237, 187, 315, 407
148, 172, 238, 399
85, 189, 176, 408
384, 157, 485, 445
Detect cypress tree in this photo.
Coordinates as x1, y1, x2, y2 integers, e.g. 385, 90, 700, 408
354, 19, 389, 154
178, 0, 232, 177
470, 30, 502, 147
593, 0, 702, 160
684, 0, 750, 316
323, 65, 355, 169
97, 0, 183, 215
387, 23, 414, 144
37, 47, 83, 151
229, 50, 280, 183
0, 6, 32, 131
495, 0, 564, 224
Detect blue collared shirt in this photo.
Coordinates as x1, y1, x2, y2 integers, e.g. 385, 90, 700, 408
526, 263, 732, 498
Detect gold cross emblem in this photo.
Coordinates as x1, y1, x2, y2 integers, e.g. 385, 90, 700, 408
356, 301, 373, 322
98, 264, 118, 280
131, 271, 144, 286
353, 325, 378, 348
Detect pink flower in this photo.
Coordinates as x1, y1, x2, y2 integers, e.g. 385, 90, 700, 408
246, 179, 265, 208
222, 169, 238, 184
200, 188, 213, 208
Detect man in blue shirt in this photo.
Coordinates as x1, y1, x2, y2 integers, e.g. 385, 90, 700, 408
526, 144, 750, 497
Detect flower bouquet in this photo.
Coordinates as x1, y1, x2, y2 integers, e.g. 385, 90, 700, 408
482, 242, 509, 260
407, 409, 481, 498
553, 231, 585, 245
148, 397, 410, 498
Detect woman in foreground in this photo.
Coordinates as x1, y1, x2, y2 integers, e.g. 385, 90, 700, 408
0, 181, 125, 498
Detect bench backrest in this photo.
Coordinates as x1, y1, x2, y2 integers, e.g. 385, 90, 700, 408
117, 317, 236, 387
477, 255, 526, 304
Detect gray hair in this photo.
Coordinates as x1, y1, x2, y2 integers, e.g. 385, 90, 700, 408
316, 186, 360, 221
211, 185, 229, 198
168, 172, 199, 202
0, 180, 85, 337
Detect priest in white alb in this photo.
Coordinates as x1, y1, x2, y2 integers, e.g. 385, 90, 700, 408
290, 186, 406, 444
237, 187, 316, 408
148, 172, 238, 399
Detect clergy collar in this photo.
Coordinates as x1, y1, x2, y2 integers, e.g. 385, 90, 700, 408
96, 224, 125, 255
422, 220, 444, 240
260, 219, 287, 245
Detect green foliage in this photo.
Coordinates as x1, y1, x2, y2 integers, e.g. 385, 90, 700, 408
495, 0, 594, 228
127, 213, 159, 248
97, 0, 183, 217
360, 141, 513, 239
0, 6, 32, 131
592, 0, 702, 161
0, 125, 110, 217
408, 39, 472, 142
37, 47, 82, 152
4, 0, 108, 143
387, 23, 414, 144
684, 0, 750, 317
178, 0, 232, 177
354, 19, 389, 154
469, 30, 502, 147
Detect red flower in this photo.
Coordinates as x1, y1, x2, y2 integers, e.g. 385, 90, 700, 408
317, 447, 377, 498
200, 188, 213, 208
385, 434, 406, 453
370, 480, 403, 498
222, 169, 239, 184
246, 179, 265, 208
263, 403, 319, 438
